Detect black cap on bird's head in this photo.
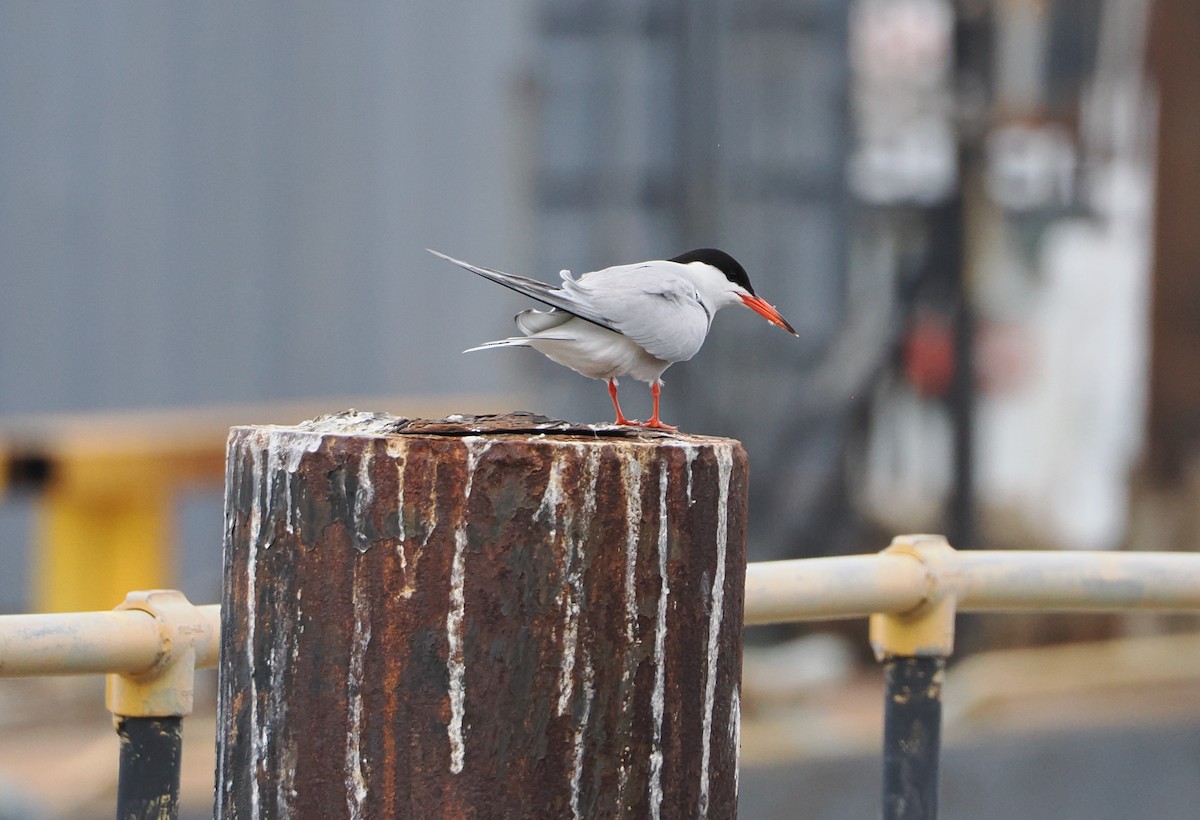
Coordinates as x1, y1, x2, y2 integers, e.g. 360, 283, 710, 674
670, 248, 754, 295
671, 247, 798, 336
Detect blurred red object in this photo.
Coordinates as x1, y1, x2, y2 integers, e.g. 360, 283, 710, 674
902, 311, 955, 397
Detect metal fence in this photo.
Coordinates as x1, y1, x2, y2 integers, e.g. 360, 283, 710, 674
2, 535, 1200, 819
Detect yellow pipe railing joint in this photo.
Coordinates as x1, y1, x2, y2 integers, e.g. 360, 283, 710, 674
104, 590, 218, 719
869, 534, 960, 660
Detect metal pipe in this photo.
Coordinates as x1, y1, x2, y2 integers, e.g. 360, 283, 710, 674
951, 551, 1200, 612
745, 554, 928, 624
744, 549, 1200, 626
3, 550, 1197, 676
0, 603, 221, 678
0, 610, 162, 677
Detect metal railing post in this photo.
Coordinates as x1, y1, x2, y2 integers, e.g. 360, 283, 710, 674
116, 715, 183, 818
868, 535, 959, 820
105, 589, 219, 820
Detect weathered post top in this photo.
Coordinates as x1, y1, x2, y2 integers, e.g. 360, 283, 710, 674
217, 410, 748, 819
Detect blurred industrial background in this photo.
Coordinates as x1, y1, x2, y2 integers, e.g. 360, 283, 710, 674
1, 0, 1198, 818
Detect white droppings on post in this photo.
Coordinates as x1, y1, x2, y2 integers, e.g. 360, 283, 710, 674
447, 437, 492, 775
352, 446, 375, 552
569, 658, 596, 820
684, 445, 699, 506
267, 552, 298, 817
389, 439, 416, 597
264, 433, 287, 536
265, 429, 323, 534
648, 464, 670, 820
393, 460, 441, 604
447, 522, 469, 775
246, 433, 264, 819
534, 450, 567, 537
388, 439, 408, 543
698, 443, 733, 818
345, 559, 372, 818
557, 446, 600, 718
731, 685, 742, 799
622, 456, 644, 643
616, 450, 646, 812
217, 433, 239, 814
292, 584, 304, 662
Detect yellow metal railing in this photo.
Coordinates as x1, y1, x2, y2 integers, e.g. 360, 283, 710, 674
3, 535, 1197, 684
745, 534, 1200, 659
746, 536, 1200, 624
0, 590, 220, 713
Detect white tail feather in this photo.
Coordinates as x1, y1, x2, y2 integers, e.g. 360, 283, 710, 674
463, 338, 529, 353
464, 335, 573, 354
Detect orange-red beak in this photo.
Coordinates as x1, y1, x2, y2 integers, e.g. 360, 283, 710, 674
739, 293, 798, 336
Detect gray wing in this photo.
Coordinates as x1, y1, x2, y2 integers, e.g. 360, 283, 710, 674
428, 249, 618, 333
563, 263, 710, 363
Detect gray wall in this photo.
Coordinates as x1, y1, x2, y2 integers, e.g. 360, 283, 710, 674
0, 2, 535, 415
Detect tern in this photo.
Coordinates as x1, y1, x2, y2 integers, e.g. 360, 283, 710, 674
430, 248, 798, 430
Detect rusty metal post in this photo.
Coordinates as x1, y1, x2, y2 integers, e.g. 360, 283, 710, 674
215, 412, 748, 819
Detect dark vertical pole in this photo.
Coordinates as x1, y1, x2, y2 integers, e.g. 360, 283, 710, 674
1145, 1, 1200, 484
945, 1, 991, 553
116, 716, 182, 820
881, 657, 945, 820
216, 411, 748, 818
946, 205, 976, 553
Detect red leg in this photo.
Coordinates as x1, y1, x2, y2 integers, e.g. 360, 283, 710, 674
642, 381, 677, 431
608, 378, 639, 426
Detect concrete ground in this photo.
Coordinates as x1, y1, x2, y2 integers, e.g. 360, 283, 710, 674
741, 720, 1200, 820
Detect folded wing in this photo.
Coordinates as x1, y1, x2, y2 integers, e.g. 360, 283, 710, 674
564, 263, 710, 364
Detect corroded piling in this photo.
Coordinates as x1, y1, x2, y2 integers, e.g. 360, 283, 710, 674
216, 411, 748, 819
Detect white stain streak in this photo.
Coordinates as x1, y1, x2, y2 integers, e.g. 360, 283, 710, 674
352, 446, 375, 552
622, 457, 643, 643
684, 446, 699, 506
345, 560, 372, 817
731, 685, 742, 799
393, 447, 415, 596
556, 447, 600, 718
534, 452, 567, 534
569, 659, 596, 820
268, 575, 297, 815
447, 437, 492, 775
246, 434, 264, 818
388, 439, 408, 543
616, 453, 644, 812
648, 465, 670, 820
447, 527, 469, 774
265, 429, 323, 534
698, 444, 733, 817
